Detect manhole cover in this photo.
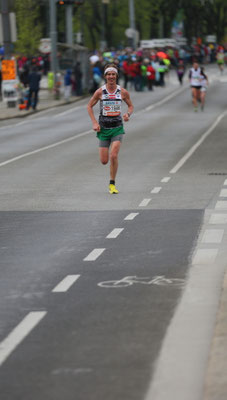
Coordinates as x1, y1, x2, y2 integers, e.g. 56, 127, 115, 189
208, 173, 227, 176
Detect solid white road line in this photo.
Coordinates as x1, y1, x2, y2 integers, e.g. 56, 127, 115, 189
151, 187, 162, 194
106, 228, 124, 239
224, 179, 227, 186
0, 311, 47, 367
215, 201, 227, 210
209, 214, 227, 224
220, 189, 227, 197
124, 213, 139, 220
83, 248, 105, 261
52, 275, 80, 292
201, 229, 224, 244
145, 86, 185, 112
139, 198, 151, 207
0, 129, 93, 168
53, 106, 84, 118
192, 249, 218, 265
16, 108, 59, 125
170, 110, 227, 174
161, 177, 171, 183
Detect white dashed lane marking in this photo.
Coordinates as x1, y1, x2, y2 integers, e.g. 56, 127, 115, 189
83, 248, 105, 261
161, 177, 171, 183
0, 311, 47, 367
139, 198, 151, 207
52, 275, 80, 292
151, 187, 162, 194
124, 213, 139, 221
106, 228, 124, 239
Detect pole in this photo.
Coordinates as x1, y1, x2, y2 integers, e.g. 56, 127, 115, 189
100, 2, 106, 51
66, 4, 73, 46
129, 0, 136, 49
49, 0, 58, 80
1, 0, 11, 59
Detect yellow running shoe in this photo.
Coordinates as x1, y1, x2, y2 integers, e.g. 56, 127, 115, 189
109, 184, 119, 194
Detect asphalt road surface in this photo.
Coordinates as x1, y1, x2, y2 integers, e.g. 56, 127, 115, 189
0, 67, 227, 400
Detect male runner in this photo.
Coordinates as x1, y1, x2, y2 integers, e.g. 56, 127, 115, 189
87, 63, 134, 194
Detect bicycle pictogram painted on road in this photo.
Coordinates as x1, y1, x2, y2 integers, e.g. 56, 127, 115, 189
98, 275, 185, 288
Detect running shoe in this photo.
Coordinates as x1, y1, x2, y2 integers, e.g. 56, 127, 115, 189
194, 107, 198, 112
109, 184, 119, 194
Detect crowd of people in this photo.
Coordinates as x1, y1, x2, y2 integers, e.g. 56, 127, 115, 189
89, 43, 226, 94
0, 42, 226, 109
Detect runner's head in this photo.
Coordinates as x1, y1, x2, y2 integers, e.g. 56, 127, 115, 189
104, 63, 119, 82
193, 60, 199, 69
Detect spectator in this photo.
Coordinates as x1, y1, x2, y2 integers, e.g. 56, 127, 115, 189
92, 62, 102, 93
64, 69, 72, 102
176, 59, 185, 85
146, 62, 156, 91
26, 66, 41, 111
74, 61, 83, 96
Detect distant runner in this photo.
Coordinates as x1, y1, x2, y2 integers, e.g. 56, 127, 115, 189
200, 67, 208, 111
189, 61, 201, 112
216, 49, 224, 74
87, 63, 134, 194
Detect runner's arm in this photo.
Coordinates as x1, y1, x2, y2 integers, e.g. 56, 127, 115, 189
121, 88, 134, 122
87, 89, 102, 131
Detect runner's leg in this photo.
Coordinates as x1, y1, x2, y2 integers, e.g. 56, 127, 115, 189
99, 147, 109, 165
110, 141, 121, 181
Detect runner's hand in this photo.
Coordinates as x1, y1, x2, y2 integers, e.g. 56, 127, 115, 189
93, 122, 100, 132
123, 113, 130, 122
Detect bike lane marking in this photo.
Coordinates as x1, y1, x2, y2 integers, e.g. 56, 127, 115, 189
0, 311, 47, 367
106, 228, 124, 239
83, 248, 105, 261
52, 275, 80, 292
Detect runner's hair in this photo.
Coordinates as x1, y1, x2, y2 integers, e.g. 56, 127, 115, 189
104, 63, 119, 75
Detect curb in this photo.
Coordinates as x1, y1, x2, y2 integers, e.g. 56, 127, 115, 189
203, 265, 227, 400
0, 94, 89, 121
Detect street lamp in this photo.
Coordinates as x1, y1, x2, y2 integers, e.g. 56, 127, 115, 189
129, 0, 136, 49
100, 0, 109, 51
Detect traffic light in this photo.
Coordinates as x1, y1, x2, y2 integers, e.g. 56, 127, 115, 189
57, 1, 84, 5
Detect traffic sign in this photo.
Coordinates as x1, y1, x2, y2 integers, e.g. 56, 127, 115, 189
1, 60, 16, 81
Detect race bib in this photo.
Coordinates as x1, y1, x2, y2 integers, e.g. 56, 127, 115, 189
102, 100, 121, 117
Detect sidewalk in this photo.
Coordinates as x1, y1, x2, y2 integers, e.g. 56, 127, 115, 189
0, 76, 85, 121
0, 90, 83, 121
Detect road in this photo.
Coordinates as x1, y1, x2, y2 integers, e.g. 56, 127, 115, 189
0, 67, 227, 400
